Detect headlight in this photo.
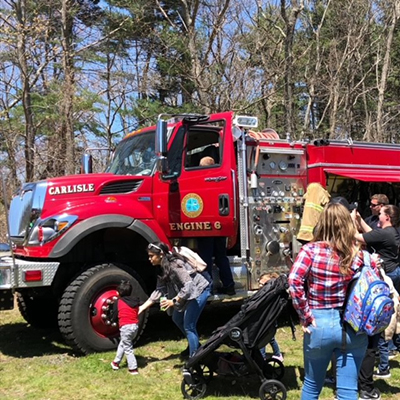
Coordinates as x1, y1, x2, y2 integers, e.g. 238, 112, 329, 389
27, 214, 78, 245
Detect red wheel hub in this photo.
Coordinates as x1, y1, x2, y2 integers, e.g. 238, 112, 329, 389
90, 287, 119, 338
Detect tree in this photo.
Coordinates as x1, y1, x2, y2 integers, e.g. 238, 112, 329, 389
375, 0, 399, 141
280, 0, 304, 136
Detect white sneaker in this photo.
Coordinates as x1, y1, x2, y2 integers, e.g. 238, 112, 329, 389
373, 368, 391, 379
359, 388, 381, 400
110, 361, 119, 370
272, 354, 284, 363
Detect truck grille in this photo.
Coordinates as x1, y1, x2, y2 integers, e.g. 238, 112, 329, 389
100, 180, 143, 195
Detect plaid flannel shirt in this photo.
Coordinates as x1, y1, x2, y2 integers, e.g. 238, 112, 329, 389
288, 242, 365, 327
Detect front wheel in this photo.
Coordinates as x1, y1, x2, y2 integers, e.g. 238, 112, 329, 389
58, 263, 148, 354
259, 379, 287, 400
181, 374, 207, 400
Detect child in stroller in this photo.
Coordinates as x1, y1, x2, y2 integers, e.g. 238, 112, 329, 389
181, 274, 295, 400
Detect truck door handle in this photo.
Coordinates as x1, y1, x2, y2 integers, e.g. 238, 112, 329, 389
219, 194, 229, 216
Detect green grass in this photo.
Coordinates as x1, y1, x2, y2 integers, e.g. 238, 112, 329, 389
1, 302, 399, 399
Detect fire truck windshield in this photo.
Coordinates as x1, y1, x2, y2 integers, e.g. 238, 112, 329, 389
106, 131, 156, 176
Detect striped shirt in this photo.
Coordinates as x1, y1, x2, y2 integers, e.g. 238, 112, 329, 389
288, 242, 366, 327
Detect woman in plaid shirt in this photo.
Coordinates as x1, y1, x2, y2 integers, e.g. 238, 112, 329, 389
289, 202, 372, 400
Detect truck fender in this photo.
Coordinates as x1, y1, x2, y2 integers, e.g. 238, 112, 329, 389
49, 215, 160, 258
127, 219, 161, 244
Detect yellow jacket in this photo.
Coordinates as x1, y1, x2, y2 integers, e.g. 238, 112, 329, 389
297, 183, 330, 242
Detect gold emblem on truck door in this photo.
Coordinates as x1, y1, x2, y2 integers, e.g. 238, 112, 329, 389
181, 193, 203, 218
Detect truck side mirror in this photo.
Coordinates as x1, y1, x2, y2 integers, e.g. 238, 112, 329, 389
81, 154, 93, 174
155, 120, 169, 175
155, 120, 168, 156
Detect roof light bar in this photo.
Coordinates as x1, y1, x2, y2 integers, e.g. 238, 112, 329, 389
233, 115, 258, 129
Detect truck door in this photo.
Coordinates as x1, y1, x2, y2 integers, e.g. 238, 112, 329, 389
153, 112, 237, 241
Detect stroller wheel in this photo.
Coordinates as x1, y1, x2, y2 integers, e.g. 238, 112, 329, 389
263, 358, 284, 380
259, 379, 287, 400
197, 364, 214, 383
181, 374, 207, 400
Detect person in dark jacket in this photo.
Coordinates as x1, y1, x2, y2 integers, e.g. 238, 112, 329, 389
110, 280, 140, 375
139, 242, 211, 357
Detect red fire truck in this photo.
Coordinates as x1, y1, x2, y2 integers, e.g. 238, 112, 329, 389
1, 111, 400, 354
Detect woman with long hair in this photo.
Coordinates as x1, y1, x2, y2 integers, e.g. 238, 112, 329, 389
289, 203, 374, 400
139, 242, 211, 357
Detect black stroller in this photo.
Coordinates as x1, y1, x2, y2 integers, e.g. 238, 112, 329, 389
181, 274, 295, 400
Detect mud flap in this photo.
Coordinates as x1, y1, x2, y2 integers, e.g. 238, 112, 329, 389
0, 290, 14, 310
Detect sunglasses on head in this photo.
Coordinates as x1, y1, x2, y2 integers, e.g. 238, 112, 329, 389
148, 243, 162, 252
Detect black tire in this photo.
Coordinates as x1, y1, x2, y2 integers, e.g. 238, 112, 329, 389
181, 374, 207, 400
17, 291, 58, 328
58, 263, 148, 354
259, 379, 287, 400
263, 358, 285, 380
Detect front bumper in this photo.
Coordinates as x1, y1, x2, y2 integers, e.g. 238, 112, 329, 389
0, 256, 60, 290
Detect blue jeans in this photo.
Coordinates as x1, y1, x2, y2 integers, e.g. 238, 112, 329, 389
378, 335, 389, 371
172, 286, 210, 357
386, 266, 400, 293
391, 334, 400, 351
260, 337, 281, 359
301, 309, 368, 400
388, 339, 397, 351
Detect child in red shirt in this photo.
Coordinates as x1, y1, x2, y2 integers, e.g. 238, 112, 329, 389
110, 280, 140, 375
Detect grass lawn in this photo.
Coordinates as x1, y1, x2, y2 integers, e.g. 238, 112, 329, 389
1, 300, 399, 400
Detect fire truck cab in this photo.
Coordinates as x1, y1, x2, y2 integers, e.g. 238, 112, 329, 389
1, 110, 400, 354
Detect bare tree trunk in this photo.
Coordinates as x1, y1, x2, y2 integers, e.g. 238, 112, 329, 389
179, 0, 209, 111
105, 53, 114, 148
261, 88, 274, 128
61, 0, 75, 175
361, 74, 372, 141
104, 52, 125, 148
376, 1, 399, 142
178, 0, 231, 112
303, 0, 331, 135
280, 0, 304, 138
329, 82, 339, 137
2, 119, 19, 191
15, 0, 35, 181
